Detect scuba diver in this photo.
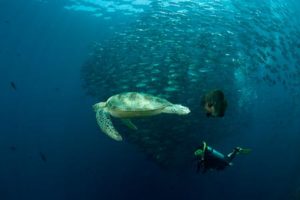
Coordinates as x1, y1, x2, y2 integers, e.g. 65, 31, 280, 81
194, 141, 251, 173
201, 89, 227, 117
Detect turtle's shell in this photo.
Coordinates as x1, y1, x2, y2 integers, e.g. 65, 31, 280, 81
106, 92, 172, 113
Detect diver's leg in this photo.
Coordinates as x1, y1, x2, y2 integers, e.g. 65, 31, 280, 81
226, 147, 241, 162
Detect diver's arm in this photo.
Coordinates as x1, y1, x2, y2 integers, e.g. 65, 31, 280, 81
196, 159, 204, 173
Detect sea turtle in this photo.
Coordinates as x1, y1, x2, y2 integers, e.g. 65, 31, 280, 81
93, 92, 190, 141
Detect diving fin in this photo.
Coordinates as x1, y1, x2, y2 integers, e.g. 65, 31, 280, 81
238, 148, 252, 155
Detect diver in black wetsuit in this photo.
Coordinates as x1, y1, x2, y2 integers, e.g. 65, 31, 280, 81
194, 141, 251, 173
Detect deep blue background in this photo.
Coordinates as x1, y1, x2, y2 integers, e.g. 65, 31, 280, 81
1, 1, 300, 200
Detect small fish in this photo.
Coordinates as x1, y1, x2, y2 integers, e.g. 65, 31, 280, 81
10, 82, 17, 90
39, 152, 47, 163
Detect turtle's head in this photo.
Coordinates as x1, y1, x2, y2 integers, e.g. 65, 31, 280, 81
93, 102, 106, 112
173, 104, 191, 115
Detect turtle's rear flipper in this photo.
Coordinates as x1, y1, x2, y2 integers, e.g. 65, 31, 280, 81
121, 119, 138, 130
96, 110, 123, 141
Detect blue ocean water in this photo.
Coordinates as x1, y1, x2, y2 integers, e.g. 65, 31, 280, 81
1, 0, 300, 200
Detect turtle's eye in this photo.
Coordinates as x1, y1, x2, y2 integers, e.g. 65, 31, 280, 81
208, 103, 213, 107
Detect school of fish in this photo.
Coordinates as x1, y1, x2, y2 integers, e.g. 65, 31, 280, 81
81, 0, 300, 169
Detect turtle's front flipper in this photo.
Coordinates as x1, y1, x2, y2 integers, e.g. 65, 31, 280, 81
121, 119, 138, 130
96, 109, 123, 141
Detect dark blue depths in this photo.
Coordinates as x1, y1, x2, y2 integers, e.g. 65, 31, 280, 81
0, 0, 300, 200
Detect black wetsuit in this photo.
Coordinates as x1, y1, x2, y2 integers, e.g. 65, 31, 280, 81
197, 146, 240, 173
